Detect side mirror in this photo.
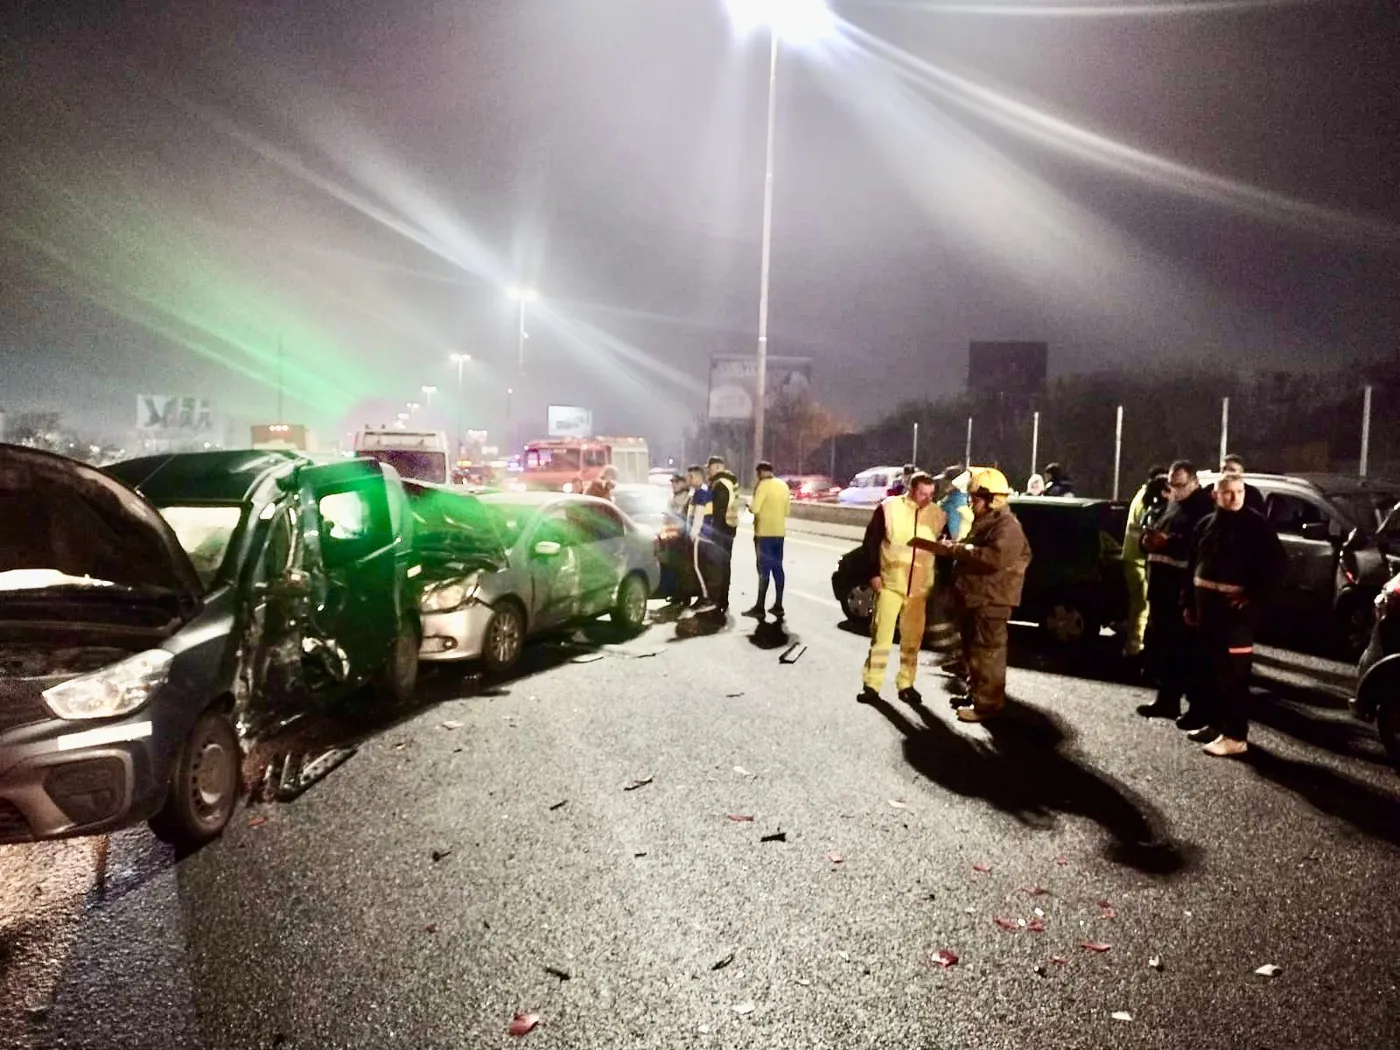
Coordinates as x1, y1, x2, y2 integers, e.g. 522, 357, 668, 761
1299, 521, 1330, 542
533, 540, 562, 559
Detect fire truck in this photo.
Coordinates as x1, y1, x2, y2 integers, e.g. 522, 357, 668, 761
518, 436, 650, 492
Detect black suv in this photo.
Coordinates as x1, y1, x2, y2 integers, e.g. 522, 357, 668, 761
0, 447, 420, 848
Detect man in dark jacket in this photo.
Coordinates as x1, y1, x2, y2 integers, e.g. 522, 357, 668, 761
1136, 460, 1217, 727
1042, 463, 1075, 497
932, 468, 1032, 723
1219, 453, 1266, 516
694, 455, 739, 616
1184, 474, 1287, 756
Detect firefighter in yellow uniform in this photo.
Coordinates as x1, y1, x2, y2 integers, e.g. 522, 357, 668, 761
857, 472, 947, 706
1122, 466, 1168, 659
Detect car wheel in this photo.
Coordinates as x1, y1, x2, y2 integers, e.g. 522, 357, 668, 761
482, 602, 526, 674
842, 583, 875, 624
372, 617, 421, 705
148, 709, 241, 848
1379, 698, 1400, 771
613, 573, 650, 631
1042, 601, 1095, 646
1337, 594, 1377, 661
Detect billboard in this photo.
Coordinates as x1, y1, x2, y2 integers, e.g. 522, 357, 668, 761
137, 395, 214, 432
547, 405, 593, 438
707, 355, 813, 421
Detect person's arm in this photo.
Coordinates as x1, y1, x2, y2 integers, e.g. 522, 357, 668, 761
749, 480, 767, 519
942, 517, 1013, 574
862, 505, 887, 587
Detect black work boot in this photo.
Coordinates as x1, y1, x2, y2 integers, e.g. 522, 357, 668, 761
857, 686, 880, 705
1136, 700, 1180, 720
898, 686, 923, 706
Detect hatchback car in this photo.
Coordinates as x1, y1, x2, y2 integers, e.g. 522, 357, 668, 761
0, 446, 420, 848
416, 491, 661, 672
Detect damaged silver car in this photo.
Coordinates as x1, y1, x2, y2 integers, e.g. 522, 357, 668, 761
411, 488, 660, 672
0, 446, 421, 848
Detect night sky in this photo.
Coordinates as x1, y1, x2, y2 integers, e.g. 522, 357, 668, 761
2, 0, 1397, 454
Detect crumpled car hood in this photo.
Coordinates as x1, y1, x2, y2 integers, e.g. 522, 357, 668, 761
0, 443, 203, 602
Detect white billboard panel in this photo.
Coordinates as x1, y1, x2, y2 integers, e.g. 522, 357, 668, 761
547, 406, 593, 438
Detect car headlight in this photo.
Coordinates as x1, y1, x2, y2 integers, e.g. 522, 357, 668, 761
421, 573, 481, 613
42, 649, 173, 720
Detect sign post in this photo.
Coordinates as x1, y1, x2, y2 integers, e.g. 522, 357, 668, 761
1113, 405, 1124, 502
1360, 385, 1373, 478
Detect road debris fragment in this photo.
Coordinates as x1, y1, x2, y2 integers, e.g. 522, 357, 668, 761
430, 848, 453, 863
828, 851, 845, 864
1018, 885, 1051, 897
931, 949, 959, 968
423, 924, 438, 934
1055, 855, 1070, 866
1081, 942, 1112, 953
507, 1012, 540, 1036
972, 862, 992, 873
759, 831, 787, 843
623, 774, 655, 791
732, 1001, 755, 1016
1111, 1011, 1134, 1022
1027, 919, 1046, 933
1051, 955, 1068, 965
544, 966, 572, 982
633, 851, 648, 858
726, 693, 745, 699
548, 800, 568, 811
1254, 963, 1282, 978
727, 814, 755, 823
778, 643, 806, 664
1148, 956, 1164, 971
247, 815, 267, 828
440, 720, 463, 730
712, 952, 736, 971
993, 917, 1020, 932
733, 765, 754, 777
887, 798, 908, 809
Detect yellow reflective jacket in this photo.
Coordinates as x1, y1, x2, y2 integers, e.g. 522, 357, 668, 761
1123, 484, 1150, 566
876, 495, 946, 598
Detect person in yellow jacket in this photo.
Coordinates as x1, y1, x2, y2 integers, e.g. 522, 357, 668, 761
743, 460, 792, 620
1122, 465, 1168, 660
857, 472, 948, 706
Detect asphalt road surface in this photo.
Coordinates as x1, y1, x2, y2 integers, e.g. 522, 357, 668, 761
3, 518, 1398, 1050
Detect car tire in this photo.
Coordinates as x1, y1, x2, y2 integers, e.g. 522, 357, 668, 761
1379, 698, 1400, 771
482, 602, 526, 674
1042, 599, 1098, 646
148, 709, 241, 848
841, 583, 875, 625
1336, 593, 1377, 661
372, 616, 421, 706
613, 572, 650, 631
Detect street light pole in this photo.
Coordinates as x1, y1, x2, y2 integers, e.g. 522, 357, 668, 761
752, 27, 779, 466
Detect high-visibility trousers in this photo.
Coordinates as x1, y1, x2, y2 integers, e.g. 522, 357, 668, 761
1124, 561, 1149, 656
862, 587, 927, 692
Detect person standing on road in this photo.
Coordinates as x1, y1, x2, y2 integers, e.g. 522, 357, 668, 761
1136, 460, 1216, 728
585, 465, 617, 501
928, 466, 973, 667
658, 473, 691, 607
856, 472, 947, 706
1122, 465, 1169, 662
1219, 453, 1266, 515
744, 461, 791, 620
1183, 474, 1286, 757
683, 465, 711, 609
932, 469, 1032, 724
694, 456, 738, 616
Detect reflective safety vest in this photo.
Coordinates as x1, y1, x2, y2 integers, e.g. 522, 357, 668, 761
712, 474, 740, 528
1123, 486, 1150, 566
879, 496, 943, 598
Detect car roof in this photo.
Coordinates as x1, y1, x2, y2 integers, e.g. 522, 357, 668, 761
105, 449, 306, 504
1011, 495, 1119, 508
1199, 471, 1400, 496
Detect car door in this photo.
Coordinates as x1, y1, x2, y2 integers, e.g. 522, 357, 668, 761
1264, 491, 1337, 620
298, 460, 400, 684
525, 506, 582, 629
567, 501, 628, 614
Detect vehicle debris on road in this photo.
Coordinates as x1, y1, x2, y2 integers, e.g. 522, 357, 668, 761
544, 966, 572, 982
711, 952, 735, 971
623, 774, 654, 791
1255, 963, 1282, 977
507, 1012, 540, 1036
759, 831, 787, 843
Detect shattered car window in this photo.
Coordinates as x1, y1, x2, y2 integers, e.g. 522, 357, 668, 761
319, 491, 371, 541
158, 505, 243, 589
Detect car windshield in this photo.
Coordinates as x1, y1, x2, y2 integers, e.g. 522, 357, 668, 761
361, 449, 447, 483
157, 505, 244, 589
479, 503, 536, 546
614, 486, 669, 520
1327, 491, 1400, 533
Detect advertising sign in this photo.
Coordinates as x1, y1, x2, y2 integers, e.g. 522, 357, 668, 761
137, 396, 214, 432
707, 355, 813, 421
548, 406, 593, 438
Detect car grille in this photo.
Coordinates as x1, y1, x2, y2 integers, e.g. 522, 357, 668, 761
0, 684, 50, 735
0, 800, 34, 844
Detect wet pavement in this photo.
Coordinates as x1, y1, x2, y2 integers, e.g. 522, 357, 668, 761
3, 519, 1398, 1049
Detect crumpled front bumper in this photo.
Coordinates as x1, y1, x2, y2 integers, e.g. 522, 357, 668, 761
419, 600, 498, 662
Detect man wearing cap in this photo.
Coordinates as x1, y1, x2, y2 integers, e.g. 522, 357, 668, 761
932, 468, 1032, 723
856, 471, 947, 706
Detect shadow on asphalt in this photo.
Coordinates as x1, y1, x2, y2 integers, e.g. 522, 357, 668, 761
869, 696, 1193, 876
1245, 745, 1400, 848
1247, 678, 1392, 767
1252, 650, 1358, 695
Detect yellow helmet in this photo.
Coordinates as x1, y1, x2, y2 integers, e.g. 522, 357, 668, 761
970, 467, 1011, 497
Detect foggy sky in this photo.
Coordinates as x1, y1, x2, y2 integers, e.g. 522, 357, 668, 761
2, 0, 1397, 456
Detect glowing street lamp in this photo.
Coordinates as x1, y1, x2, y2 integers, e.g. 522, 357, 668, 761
722, 0, 836, 465
506, 286, 540, 374
420, 385, 437, 408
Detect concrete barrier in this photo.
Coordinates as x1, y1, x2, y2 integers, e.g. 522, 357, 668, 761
788, 501, 872, 527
